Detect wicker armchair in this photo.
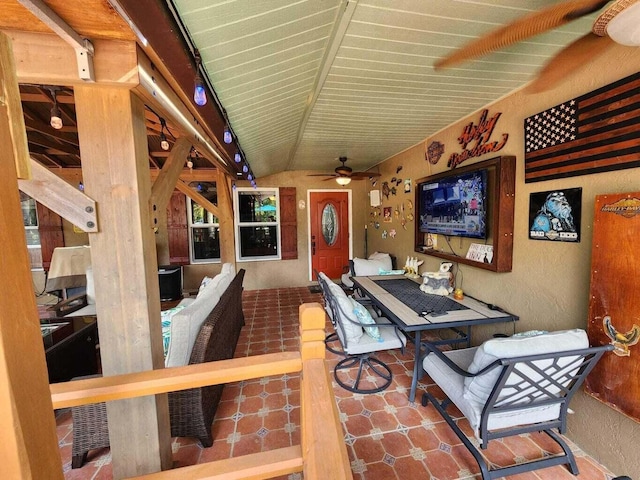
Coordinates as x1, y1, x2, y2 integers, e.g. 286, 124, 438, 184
71, 269, 245, 468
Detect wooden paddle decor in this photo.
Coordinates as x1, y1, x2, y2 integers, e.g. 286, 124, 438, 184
585, 192, 640, 423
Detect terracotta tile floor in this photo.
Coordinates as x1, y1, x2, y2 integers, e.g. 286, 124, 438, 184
56, 287, 619, 479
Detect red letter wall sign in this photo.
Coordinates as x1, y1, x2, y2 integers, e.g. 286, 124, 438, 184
448, 109, 509, 168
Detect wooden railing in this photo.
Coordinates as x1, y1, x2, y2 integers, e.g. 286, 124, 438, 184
50, 303, 352, 480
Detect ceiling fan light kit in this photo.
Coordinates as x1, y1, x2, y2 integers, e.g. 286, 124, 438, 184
336, 176, 352, 186
594, 0, 640, 45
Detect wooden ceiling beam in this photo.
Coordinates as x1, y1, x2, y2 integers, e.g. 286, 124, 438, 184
26, 133, 80, 156
20, 92, 75, 104
48, 166, 218, 183
24, 117, 79, 145
8, 30, 138, 86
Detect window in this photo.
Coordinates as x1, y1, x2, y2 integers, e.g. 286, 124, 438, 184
187, 198, 220, 263
234, 188, 280, 261
21, 194, 40, 247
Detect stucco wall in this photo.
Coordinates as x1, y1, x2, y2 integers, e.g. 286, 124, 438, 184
365, 45, 640, 477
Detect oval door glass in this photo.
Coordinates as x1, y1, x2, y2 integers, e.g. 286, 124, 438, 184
322, 203, 339, 246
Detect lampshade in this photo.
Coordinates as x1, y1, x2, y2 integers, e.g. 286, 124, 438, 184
606, 2, 640, 46
335, 176, 351, 186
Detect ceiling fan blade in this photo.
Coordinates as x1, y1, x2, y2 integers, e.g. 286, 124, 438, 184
351, 172, 381, 178
307, 173, 337, 177
434, 0, 610, 69
525, 33, 616, 92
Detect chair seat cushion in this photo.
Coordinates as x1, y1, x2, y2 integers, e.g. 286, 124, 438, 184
345, 315, 406, 355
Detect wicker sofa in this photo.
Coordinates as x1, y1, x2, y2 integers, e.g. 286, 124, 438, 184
71, 268, 245, 468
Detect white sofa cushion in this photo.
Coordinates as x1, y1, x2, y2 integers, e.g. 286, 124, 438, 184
164, 265, 235, 367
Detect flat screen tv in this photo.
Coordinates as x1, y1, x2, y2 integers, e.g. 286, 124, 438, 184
417, 168, 488, 239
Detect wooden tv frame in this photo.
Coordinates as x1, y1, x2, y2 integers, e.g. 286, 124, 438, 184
414, 155, 515, 272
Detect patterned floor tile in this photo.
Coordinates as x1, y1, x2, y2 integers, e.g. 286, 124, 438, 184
58, 286, 616, 480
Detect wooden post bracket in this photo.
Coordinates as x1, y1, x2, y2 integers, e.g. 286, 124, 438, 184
18, 158, 98, 232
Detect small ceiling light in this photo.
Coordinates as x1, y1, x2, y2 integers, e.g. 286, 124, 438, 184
223, 126, 232, 144
159, 118, 170, 151
234, 152, 241, 163
242, 164, 248, 173
193, 50, 207, 106
248, 174, 253, 181
232, 182, 237, 191
49, 89, 63, 130
336, 176, 351, 186
78, 181, 84, 191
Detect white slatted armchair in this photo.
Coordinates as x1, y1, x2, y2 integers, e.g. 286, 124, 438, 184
420, 329, 613, 479
318, 272, 406, 394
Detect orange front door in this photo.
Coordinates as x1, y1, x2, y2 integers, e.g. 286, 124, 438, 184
310, 191, 350, 280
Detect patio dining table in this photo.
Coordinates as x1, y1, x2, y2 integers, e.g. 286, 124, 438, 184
352, 275, 518, 402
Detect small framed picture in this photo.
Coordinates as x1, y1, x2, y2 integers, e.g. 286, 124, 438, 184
529, 188, 582, 242
383, 206, 392, 223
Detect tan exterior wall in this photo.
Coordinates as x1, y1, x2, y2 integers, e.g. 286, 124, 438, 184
365, 45, 640, 477
235, 171, 369, 291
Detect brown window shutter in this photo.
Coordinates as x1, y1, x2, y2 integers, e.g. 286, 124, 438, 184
167, 191, 190, 265
36, 202, 64, 271
279, 187, 297, 260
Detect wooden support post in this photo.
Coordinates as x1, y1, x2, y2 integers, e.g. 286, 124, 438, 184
0, 32, 30, 178
298, 303, 353, 479
0, 32, 63, 479
74, 85, 172, 478
216, 171, 236, 265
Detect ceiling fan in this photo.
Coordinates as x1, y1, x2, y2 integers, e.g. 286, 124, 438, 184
434, 0, 640, 92
308, 157, 381, 185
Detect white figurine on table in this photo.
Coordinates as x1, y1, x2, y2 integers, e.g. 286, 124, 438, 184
403, 256, 423, 279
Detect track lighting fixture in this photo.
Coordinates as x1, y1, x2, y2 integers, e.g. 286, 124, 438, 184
223, 126, 232, 144
159, 118, 170, 151
193, 49, 207, 106
49, 89, 63, 130
234, 152, 241, 163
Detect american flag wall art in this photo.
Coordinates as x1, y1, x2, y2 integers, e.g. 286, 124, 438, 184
524, 72, 640, 183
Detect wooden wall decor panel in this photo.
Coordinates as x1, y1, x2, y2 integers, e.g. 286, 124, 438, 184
524, 72, 640, 183
585, 191, 640, 423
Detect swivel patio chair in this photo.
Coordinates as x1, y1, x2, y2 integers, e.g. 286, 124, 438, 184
317, 272, 406, 394
420, 329, 613, 479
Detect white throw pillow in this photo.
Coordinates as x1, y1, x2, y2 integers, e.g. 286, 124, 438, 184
368, 252, 393, 271
463, 329, 589, 408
